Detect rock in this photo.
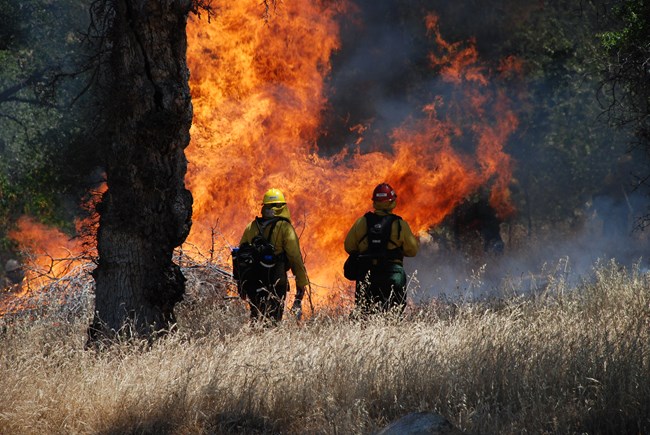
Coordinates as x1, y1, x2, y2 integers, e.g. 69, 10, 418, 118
376, 412, 465, 435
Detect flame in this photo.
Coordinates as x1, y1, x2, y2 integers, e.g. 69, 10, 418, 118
7, 217, 84, 294
7, 2, 521, 313
185, 3, 520, 306
4, 185, 101, 301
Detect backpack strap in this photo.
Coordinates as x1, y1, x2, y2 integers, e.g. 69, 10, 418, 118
388, 218, 402, 248
254, 217, 291, 265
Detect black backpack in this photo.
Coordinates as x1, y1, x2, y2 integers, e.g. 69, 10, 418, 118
232, 217, 288, 298
343, 212, 402, 281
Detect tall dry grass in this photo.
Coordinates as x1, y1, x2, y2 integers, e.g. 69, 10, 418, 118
1, 260, 649, 434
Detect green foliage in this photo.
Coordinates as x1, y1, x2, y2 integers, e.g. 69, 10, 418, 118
0, 0, 98, 257
598, 0, 647, 51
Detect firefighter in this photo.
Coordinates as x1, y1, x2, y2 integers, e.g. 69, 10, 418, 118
344, 183, 419, 316
2, 259, 25, 292
238, 188, 309, 324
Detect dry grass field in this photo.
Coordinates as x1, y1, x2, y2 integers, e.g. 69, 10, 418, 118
1, 260, 649, 434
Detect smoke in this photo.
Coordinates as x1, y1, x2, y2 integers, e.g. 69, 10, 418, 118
408, 191, 649, 303
319, 0, 539, 153
319, 2, 426, 153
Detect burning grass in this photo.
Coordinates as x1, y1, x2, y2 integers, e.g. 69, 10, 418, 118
1, 260, 649, 434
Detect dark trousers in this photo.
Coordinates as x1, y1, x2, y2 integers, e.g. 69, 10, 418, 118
354, 263, 407, 316
247, 264, 288, 325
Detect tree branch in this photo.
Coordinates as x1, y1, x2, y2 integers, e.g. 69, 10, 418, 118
0, 71, 45, 104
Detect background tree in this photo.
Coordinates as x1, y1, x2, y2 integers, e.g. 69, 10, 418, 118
0, 0, 99, 268
506, 0, 640, 234
466, 0, 646, 237
597, 0, 650, 225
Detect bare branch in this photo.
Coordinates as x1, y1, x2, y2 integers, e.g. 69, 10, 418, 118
191, 0, 215, 22
261, 0, 278, 21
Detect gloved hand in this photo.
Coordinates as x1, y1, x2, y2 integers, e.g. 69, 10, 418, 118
291, 298, 302, 320
295, 285, 306, 301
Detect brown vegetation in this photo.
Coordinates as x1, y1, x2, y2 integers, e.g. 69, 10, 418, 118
1, 260, 649, 434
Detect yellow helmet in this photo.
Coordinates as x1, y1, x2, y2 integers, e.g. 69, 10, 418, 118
262, 188, 286, 205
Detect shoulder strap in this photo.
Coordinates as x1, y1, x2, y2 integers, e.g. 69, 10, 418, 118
359, 212, 374, 243
389, 214, 402, 247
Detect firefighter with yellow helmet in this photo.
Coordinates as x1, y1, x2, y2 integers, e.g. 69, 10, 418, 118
344, 183, 419, 315
235, 188, 309, 324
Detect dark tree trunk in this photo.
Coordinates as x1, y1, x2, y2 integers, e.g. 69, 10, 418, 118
89, 0, 193, 340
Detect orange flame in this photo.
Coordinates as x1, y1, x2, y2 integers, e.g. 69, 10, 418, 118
185, 3, 519, 306
8, 216, 85, 294
5, 185, 101, 301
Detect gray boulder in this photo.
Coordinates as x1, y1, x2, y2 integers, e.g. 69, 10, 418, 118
376, 412, 465, 435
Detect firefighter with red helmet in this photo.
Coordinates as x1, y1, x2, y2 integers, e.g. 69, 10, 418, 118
344, 183, 419, 315
236, 188, 309, 324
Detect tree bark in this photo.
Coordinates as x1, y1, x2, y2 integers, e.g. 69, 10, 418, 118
89, 0, 193, 340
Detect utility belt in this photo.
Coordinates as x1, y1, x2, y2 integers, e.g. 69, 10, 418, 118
370, 258, 403, 266
344, 248, 403, 281
369, 248, 403, 263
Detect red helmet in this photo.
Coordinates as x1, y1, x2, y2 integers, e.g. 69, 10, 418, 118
372, 183, 397, 202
